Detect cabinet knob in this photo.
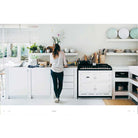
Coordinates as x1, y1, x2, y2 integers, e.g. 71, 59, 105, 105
86, 76, 90, 78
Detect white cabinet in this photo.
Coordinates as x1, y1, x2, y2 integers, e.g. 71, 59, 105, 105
78, 71, 112, 96
51, 68, 77, 98
112, 67, 129, 99
31, 68, 50, 97
128, 66, 138, 103
5, 67, 77, 99
6, 67, 31, 98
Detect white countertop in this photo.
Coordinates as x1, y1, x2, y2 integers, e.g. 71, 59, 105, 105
112, 66, 129, 70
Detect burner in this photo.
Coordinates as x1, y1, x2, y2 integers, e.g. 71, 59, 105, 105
77, 61, 112, 70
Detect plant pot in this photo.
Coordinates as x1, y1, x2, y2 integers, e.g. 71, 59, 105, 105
40, 50, 43, 53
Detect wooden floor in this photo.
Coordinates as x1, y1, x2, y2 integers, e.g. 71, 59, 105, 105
103, 99, 136, 105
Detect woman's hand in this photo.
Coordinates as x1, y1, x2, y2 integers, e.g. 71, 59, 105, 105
64, 65, 68, 68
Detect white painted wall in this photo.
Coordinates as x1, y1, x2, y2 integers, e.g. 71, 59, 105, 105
36, 24, 138, 66
0, 24, 138, 66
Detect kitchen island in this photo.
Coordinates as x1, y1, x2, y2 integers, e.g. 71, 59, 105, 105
5, 66, 77, 99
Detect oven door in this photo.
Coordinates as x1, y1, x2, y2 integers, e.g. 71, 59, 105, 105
78, 71, 96, 96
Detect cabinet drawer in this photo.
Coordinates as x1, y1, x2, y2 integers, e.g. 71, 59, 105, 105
64, 69, 74, 75
64, 76, 74, 82
61, 89, 74, 98
63, 83, 73, 89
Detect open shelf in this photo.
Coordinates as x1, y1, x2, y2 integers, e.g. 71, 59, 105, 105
129, 79, 138, 87
114, 78, 129, 82
129, 92, 138, 102
106, 53, 138, 56
29, 53, 78, 56
106, 39, 138, 42
114, 91, 129, 95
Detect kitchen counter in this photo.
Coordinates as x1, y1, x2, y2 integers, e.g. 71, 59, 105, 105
5, 66, 77, 99
112, 66, 129, 70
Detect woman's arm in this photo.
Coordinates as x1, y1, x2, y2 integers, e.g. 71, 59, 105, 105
63, 52, 68, 68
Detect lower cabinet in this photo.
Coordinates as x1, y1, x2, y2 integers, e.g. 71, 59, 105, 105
31, 68, 50, 97
51, 68, 77, 98
6, 67, 31, 98
6, 67, 77, 99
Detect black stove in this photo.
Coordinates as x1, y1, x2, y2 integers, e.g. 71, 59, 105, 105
77, 61, 112, 70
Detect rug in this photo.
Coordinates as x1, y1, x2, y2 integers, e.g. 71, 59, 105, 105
103, 99, 136, 105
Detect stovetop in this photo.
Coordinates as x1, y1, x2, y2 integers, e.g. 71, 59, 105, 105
77, 61, 112, 70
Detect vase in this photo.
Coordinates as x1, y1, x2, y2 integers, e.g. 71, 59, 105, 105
40, 50, 43, 53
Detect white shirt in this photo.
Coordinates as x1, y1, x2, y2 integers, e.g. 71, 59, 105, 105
50, 51, 67, 73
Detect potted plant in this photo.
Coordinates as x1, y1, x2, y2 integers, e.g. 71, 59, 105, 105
52, 32, 64, 45
27, 43, 38, 53
39, 45, 43, 53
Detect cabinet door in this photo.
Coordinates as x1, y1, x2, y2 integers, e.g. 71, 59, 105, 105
79, 71, 96, 96
31, 69, 50, 96
78, 71, 112, 96
8, 68, 29, 96
61, 89, 74, 98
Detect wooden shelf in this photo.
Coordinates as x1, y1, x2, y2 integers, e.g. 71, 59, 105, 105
114, 91, 129, 96
129, 92, 138, 102
107, 39, 138, 42
106, 53, 138, 56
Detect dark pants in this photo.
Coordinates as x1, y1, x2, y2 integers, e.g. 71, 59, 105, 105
51, 70, 64, 98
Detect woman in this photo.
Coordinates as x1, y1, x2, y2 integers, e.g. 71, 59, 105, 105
50, 44, 67, 103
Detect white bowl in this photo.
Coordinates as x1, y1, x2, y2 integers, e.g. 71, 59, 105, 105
64, 48, 69, 53
70, 49, 76, 53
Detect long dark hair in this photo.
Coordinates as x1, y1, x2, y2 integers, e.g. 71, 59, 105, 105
52, 44, 61, 59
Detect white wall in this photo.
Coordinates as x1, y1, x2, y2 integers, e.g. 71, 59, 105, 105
36, 24, 138, 66
0, 24, 138, 66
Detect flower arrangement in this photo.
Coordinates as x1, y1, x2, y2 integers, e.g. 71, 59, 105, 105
52, 31, 65, 45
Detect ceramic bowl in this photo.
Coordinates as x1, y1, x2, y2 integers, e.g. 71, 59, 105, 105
64, 48, 69, 53
70, 49, 76, 53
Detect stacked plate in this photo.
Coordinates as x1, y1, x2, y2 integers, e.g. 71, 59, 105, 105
118, 28, 129, 39
106, 28, 117, 39
106, 27, 138, 39
130, 28, 138, 39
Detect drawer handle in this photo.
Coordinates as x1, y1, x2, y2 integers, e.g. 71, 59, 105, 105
86, 76, 90, 78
